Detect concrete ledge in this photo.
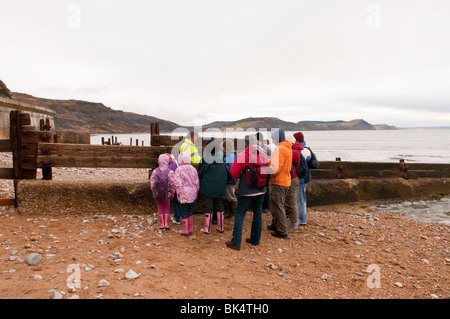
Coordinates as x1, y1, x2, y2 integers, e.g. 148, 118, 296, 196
16, 179, 155, 216
15, 178, 450, 215
307, 178, 450, 206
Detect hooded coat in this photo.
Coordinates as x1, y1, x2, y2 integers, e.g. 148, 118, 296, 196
173, 152, 200, 204
270, 128, 292, 187
150, 154, 176, 199
230, 145, 269, 197
198, 150, 229, 198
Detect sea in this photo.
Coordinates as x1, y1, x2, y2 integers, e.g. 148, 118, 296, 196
91, 129, 450, 224
91, 128, 450, 164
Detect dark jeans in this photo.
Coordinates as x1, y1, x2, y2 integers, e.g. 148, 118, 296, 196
171, 192, 181, 222
263, 187, 270, 210
230, 194, 265, 247
180, 203, 193, 219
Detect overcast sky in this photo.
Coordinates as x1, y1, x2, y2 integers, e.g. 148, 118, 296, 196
1, 0, 450, 127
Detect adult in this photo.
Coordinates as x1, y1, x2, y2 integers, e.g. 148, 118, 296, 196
179, 130, 202, 214
256, 132, 271, 214
293, 132, 311, 226
226, 135, 269, 251
285, 140, 301, 231
267, 128, 292, 239
179, 130, 202, 168
223, 139, 238, 220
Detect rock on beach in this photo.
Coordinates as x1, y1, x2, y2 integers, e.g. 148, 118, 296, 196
25, 253, 42, 266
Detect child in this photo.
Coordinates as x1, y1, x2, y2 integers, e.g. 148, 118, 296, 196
168, 154, 181, 225
150, 154, 175, 229
197, 140, 229, 234
173, 151, 200, 235
223, 139, 237, 220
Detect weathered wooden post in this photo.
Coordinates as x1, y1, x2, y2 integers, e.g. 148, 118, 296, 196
335, 157, 345, 179
399, 159, 408, 179
41, 118, 53, 180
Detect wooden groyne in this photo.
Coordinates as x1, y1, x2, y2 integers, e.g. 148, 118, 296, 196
1, 110, 449, 213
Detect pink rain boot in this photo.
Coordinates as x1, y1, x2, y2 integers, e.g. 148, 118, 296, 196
163, 214, 170, 229
178, 218, 189, 236
200, 213, 212, 234
188, 216, 194, 235
159, 214, 164, 229
216, 212, 224, 233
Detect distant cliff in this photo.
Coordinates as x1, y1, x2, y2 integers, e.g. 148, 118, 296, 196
1, 79, 395, 134
204, 117, 396, 131
11, 92, 181, 134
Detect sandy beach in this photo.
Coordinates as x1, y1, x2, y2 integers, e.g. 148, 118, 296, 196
0, 153, 449, 299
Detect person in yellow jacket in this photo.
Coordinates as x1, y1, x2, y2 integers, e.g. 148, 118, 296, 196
267, 128, 292, 239
179, 130, 202, 168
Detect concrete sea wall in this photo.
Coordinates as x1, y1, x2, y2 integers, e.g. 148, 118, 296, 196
15, 177, 450, 215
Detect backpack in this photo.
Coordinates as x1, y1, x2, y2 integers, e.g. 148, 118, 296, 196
244, 150, 270, 188
153, 168, 170, 201
292, 149, 309, 180
305, 146, 319, 169
245, 163, 271, 188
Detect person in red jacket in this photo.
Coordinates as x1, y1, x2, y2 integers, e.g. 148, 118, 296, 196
225, 135, 269, 251
285, 141, 303, 231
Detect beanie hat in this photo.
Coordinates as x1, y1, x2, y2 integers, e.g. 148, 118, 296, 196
294, 132, 304, 143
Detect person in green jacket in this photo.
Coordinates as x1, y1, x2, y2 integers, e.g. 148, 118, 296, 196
179, 130, 202, 168
197, 139, 229, 234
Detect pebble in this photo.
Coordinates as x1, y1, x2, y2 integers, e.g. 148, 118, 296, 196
25, 253, 42, 266
394, 282, 403, 288
126, 269, 140, 279
97, 279, 111, 288
33, 274, 43, 280
51, 291, 63, 299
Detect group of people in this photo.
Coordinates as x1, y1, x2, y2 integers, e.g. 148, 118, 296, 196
149, 128, 313, 251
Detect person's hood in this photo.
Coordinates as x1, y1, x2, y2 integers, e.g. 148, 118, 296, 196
279, 140, 292, 149
203, 150, 224, 164
158, 153, 170, 169
271, 128, 286, 144
292, 142, 304, 151
178, 151, 192, 165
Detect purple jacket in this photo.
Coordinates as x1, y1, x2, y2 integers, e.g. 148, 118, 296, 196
173, 152, 200, 204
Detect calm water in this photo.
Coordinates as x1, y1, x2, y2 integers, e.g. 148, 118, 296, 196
92, 129, 450, 164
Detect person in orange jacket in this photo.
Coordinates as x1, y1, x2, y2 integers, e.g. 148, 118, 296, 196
267, 128, 292, 238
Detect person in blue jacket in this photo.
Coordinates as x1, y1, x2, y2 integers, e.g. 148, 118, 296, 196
223, 139, 238, 220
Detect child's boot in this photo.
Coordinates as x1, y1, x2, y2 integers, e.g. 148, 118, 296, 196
200, 213, 212, 234
188, 216, 194, 235
216, 211, 224, 233
159, 214, 164, 229
163, 214, 170, 229
178, 218, 189, 235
